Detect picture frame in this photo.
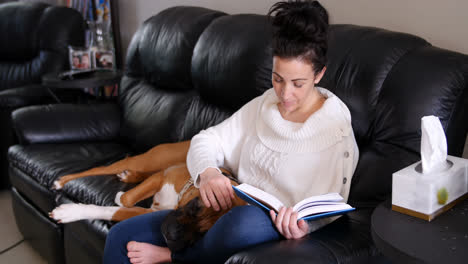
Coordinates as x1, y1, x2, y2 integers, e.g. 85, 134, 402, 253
68, 46, 92, 70
93, 49, 115, 69
67, 0, 121, 68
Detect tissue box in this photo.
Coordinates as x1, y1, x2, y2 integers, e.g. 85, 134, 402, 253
392, 155, 468, 221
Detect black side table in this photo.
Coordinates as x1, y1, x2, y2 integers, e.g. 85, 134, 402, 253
371, 199, 468, 264
42, 70, 122, 103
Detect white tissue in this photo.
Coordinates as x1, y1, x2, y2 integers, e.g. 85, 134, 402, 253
421, 116, 448, 174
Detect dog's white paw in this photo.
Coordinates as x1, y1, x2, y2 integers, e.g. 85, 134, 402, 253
53, 180, 63, 190
49, 203, 87, 223
50, 204, 118, 223
117, 170, 129, 181
115, 191, 124, 207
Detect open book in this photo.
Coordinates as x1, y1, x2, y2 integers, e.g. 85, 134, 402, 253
232, 183, 355, 221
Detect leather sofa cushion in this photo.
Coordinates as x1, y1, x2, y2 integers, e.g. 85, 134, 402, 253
118, 76, 192, 152
191, 14, 273, 111
0, 2, 48, 60
172, 14, 276, 142
60, 168, 152, 208
11, 187, 65, 264
0, 2, 85, 90
320, 24, 429, 148
58, 195, 111, 257
317, 25, 468, 207
8, 143, 130, 213
173, 95, 233, 141
119, 7, 226, 153
12, 103, 120, 145
124, 6, 226, 91
64, 223, 107, 264
0, 85, 53, 108
227, 208, 379, 264
0, 2, 84, 61
0, 50, 71, 91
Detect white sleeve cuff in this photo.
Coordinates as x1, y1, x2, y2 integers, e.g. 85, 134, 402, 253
192, 166, 222, 188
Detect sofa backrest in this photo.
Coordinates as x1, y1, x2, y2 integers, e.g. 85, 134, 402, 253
175, 14, 274, 141
119, 6, 468, 207
119, 6, 226, 152
321, 25, 429, 205
0, 2, 85, 90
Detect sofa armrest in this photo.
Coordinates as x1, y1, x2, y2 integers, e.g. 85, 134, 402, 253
0, 85, 55, 109
12, 103, 120, 145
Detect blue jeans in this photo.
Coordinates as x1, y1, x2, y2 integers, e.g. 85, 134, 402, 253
103, 205, 281, 264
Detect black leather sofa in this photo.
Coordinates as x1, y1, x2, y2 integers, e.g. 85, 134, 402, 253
0, 1, 85, 189
8, 6, 468, 264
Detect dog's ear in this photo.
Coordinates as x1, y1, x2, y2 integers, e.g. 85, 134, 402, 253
220, 168, 233, 178
161, 210, 187, 252
178, 197, 202, 224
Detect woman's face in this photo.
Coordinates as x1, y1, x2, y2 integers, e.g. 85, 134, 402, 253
272, 56, 326, 115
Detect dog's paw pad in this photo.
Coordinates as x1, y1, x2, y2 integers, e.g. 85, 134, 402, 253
53, 180, 63, 190
115, 191, 124, 206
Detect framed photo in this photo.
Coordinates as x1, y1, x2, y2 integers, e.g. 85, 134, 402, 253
94, 50, 115, 69
68, 46, 92, 70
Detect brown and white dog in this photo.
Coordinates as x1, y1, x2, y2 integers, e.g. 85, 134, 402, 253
49, 140, 246, 251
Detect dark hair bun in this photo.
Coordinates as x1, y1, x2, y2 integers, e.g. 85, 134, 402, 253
268, 0, 329, 73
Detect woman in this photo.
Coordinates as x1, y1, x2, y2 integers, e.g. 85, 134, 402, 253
103, 1, 358, 263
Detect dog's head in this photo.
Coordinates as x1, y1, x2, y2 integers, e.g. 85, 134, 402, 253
161, 197, 206, 252
161, 194, 245, 252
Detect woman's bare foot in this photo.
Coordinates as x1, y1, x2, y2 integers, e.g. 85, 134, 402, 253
127, 241, 171, 264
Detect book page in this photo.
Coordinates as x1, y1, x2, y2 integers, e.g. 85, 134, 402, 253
297, 203, 352, 219
292, 192, 343, 212
295, 201, 347, 212
235, 183, 284, 212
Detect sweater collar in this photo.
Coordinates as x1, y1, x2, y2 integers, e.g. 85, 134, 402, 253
256, 87, 352, 153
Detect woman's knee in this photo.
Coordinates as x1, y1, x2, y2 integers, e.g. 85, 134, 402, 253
106, 222, 130, 249
103, 222, 133, 263
229, 205, 268, 222
219, 205, 279, 243
106, 210, 171, 248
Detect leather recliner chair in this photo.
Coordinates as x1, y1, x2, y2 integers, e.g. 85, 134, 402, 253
0, 1, 85, 188
7, 6, 468, 264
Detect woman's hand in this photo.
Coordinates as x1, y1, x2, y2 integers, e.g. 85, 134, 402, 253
199, 168, 235, 211
270, 207, 309, 239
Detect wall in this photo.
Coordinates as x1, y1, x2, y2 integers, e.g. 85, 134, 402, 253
324, 0, 468, 55
117, 0, 468, 63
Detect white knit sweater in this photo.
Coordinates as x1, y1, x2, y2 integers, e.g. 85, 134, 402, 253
187, 87, 359, 232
